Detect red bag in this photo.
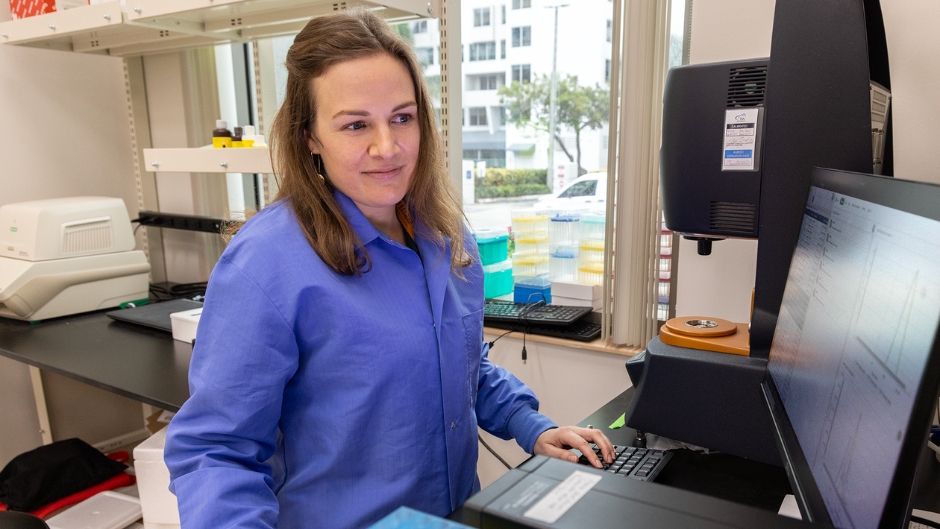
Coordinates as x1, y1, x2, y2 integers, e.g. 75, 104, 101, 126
9, 0, 55, 20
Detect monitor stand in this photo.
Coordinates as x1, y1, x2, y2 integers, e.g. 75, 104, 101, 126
624, 337, 781, 466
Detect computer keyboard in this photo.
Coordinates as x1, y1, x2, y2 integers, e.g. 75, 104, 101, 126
483, 300, 592, 327
484, 318, 602, 342
574, 443, 673, 482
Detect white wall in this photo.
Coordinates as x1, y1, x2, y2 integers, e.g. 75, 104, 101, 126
675, 0, 940, 321
0, 42, 144, 466
882, 0, 940, 185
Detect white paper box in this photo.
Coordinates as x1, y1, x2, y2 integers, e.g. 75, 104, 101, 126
134, 427, 181, 528
169, 308, 201, 343
551, 294, 601, 309
551, 281, 602, 301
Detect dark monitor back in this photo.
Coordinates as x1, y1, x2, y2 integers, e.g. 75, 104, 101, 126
763, 167, 940, 529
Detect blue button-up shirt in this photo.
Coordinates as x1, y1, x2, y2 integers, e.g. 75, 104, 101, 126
165, 192, 556, 528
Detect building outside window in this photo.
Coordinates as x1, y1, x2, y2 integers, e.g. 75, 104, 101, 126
417, 47, 435, 66
511, 26, 531, 47
469, 42, 497, 61
510, 64, 531, 83
473, 7, 491, 27
469, 107, 488, 126
412, 20, 427, 33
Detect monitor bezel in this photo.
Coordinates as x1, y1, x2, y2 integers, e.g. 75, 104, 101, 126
761, 166, 940, 529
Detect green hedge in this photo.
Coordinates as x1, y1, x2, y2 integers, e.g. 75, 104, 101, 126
475, 168, 550, 198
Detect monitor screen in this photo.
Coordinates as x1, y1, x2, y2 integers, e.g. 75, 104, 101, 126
764, 168, 940, 529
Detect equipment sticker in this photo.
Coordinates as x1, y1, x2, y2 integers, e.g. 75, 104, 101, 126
523, 471, 602, 524
722, 108, 761, 171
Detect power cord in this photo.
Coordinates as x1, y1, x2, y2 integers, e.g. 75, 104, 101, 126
518, 294, 547, 364
149, 282, 208, 301
478, 434, 512, 470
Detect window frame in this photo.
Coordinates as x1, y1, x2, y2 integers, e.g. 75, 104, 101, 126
511, 26, 531, 47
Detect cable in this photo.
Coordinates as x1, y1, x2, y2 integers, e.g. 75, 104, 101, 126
478, 434, 512, 470
149, 282, 208, 302
518, 295, 547, 364
487, 329, 515, 350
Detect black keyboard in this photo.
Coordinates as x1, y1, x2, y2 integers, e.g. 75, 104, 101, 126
483, 301, 591, 327
574, 443, 673, 482
485, 318, 602, 342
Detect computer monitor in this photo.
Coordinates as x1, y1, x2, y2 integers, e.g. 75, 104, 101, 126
762, 167, 940, 529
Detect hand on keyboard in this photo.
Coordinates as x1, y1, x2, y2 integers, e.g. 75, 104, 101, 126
572, 443, 674, 482
534, 426, 615, 469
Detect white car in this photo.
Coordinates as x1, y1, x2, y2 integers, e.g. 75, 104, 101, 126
533, 172, 608, 211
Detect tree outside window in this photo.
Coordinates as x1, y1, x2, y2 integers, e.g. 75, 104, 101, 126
499, 74, 610, 175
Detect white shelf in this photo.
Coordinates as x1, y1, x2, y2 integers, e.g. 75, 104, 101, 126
2, 0, 438, 56
143, 147, 273, 174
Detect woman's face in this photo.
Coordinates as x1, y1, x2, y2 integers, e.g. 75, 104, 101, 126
307, 53, 420, 220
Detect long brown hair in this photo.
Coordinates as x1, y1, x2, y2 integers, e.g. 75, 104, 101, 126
269, 9, 470, 276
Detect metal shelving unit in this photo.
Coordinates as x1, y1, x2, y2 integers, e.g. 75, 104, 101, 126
1, 0, 438, 56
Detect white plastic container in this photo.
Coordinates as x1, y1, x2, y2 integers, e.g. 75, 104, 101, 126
133, 427, 182, 529
47, 491, 141, 529
169, 308, 201, 344
549, 246, 579, 282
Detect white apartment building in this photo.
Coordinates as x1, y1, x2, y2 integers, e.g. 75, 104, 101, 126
409, 0, 613, 172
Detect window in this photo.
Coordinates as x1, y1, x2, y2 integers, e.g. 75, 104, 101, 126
413, 20, 427, 33
605, 59, 611, 82
511, 26, 531, 47
501, 5, 506, 24
472, 74, 502, 90
497, 105, 507, 126
473, 8, 491, 27
511, 64, 531, 83
607, 20, 612, 43
511, 0, 531, 8
468, 107, 488, 126
469, 42, 496, 61
500, 40, 506, 59
417, 47, 435, 66
558, 180, 598, 199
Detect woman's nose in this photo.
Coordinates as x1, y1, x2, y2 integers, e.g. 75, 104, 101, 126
369, 125, 399, 158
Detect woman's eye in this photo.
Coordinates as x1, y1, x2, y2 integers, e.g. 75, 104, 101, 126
346, 122, 365, 131
394, 114, 414, 124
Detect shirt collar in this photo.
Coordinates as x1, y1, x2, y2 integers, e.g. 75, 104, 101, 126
333, 189, 382, 246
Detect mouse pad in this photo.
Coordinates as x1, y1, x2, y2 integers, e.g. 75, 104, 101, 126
106, 299, 203, 333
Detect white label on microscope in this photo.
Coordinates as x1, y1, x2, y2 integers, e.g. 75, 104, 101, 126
523, 470, 602, 524
722, 108, 761, 171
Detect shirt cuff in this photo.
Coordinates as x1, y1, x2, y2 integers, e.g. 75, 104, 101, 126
506, 404, 557, 454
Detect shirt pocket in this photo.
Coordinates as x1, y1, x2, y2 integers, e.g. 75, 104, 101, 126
462, 308, 484, 410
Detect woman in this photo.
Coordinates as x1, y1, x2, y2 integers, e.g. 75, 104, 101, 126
164, 9, 613, 528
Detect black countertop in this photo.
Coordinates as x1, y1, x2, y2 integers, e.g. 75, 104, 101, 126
0, 311, 191, 412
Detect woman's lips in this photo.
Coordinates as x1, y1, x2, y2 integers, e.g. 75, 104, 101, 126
363, 167, 403, 180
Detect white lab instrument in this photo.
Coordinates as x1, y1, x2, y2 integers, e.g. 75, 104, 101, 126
0, 197, 150, 321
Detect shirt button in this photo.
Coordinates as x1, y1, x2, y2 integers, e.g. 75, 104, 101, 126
450, 421, 456, 430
